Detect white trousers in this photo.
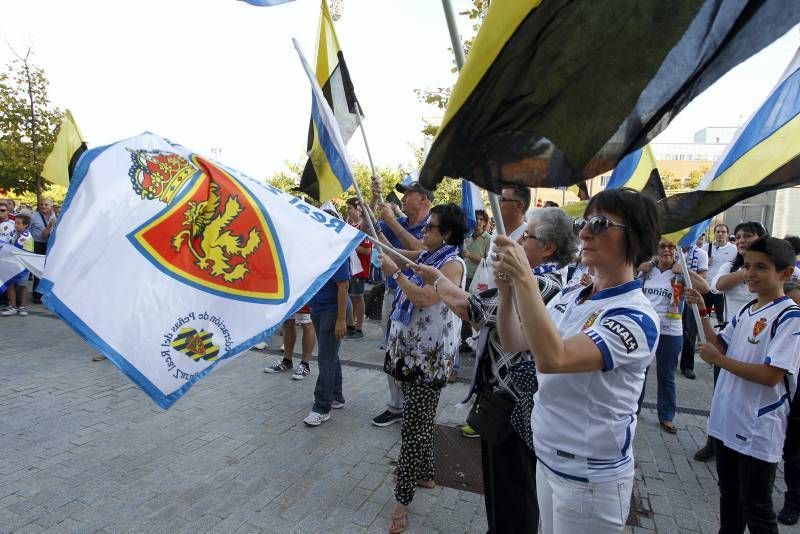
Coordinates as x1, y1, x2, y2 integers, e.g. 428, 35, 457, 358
536, 461, 633, 534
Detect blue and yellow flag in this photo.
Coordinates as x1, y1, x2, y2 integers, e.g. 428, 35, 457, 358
294, 39, 354, 200
295, 0, 361, 202
419, 0, 800, 195
659, 47, 800, 241
562, 145, 659, 218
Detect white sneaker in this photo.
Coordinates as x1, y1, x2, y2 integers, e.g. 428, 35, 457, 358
331, 400, 345, 409
17, 307, 28, 317
1, 307, 18, 316
291, 363, 310, 380
303, 411, 330, 427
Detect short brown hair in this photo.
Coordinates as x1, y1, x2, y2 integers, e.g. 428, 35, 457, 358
16, 213, 31, 227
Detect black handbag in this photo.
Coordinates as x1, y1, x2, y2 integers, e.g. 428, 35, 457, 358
466, 388, 515, 444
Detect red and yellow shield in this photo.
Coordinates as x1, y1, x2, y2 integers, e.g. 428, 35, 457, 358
129, 154, 288, 303
752, 317, 767, 339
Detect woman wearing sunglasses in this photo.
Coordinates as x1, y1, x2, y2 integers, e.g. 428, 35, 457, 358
414, 207, 578, 533
378, 203, 467, 534
493, 188, 660, 533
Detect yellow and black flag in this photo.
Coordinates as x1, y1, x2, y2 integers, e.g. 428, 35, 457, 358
41, 110, 87, 188
296, 0, 362, 202
419, 0, 800, 194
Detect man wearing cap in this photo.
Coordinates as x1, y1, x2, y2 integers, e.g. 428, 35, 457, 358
369, 177, 432, 427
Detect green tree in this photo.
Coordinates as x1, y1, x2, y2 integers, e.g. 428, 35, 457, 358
687, 166, 708, 189
0, 49, 63, 200
415, 0, 490, 137
264, 160, 464, 214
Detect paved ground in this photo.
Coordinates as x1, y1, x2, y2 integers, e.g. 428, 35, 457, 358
1, 301, 798, 533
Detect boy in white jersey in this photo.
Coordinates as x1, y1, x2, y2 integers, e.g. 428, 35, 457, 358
687, 236, 800, 533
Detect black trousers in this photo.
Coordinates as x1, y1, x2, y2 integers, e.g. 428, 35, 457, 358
713, 438, 779, 534
481, 431, 539, 533
32, 241, 47, 298
680, 305, 698, 371
783, 392, 800, 510
703, 291, 726, 324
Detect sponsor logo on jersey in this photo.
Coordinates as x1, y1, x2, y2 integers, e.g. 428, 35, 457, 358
601, 318, 639, 353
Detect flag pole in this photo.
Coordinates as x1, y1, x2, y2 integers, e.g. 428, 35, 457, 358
441, 0, 505, 236
676, 247, 707, 344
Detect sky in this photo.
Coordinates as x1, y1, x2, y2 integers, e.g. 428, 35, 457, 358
1, 1, 798, 182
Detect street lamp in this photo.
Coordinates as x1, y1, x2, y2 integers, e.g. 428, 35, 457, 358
330, 0, 343, 20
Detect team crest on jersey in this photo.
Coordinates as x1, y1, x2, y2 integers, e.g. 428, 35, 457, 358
748, 317, 768, 344
127, 151, 289, 303
554, 303, 567, 313
583, 310, 601, 329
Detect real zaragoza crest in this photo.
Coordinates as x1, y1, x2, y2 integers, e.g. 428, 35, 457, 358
748, 317, 767, 344
126, 150, 289, 303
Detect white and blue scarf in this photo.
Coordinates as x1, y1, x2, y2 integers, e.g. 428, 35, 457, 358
390, 244, 461, 326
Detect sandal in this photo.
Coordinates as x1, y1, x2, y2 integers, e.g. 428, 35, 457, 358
659, 421, 677, 434
389, 511, 408, 533
416, 479, 436, 489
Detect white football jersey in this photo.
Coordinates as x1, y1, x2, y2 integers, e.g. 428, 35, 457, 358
641, 267, 683, 336
533, 279, 659, 482
709, 297, 800, 463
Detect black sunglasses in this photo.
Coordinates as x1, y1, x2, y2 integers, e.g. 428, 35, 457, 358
424, 222, 441, 231
573, 215, 627, 236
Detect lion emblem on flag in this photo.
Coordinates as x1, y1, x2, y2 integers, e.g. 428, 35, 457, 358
127, 150, 288, 303
172, 182, 262, 282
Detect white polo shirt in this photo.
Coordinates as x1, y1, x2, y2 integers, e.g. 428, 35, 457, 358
642, 267, 683, 336
707, 242, 737, 281
533, 279, 660, 482
709, 297, 800, 463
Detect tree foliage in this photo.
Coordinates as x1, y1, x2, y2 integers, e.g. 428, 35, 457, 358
0, 50, 63, 199
414, 0, 490, 137
264, 159, 464, 214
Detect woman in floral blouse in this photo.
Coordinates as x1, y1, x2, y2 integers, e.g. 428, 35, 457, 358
379, 203, 467, 534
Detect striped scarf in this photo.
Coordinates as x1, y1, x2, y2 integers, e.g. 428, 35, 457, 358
390, 244, 460, 326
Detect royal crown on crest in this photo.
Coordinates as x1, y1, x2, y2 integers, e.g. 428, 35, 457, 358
128, 149, 198, 204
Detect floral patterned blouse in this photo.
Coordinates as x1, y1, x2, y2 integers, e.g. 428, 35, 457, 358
384, 257, 466, 388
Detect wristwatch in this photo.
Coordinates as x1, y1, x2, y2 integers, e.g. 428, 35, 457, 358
391, 270, 402, 281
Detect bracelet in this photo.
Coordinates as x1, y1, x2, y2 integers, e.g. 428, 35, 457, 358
698, 308, 710, 318
433, 275, 445, 292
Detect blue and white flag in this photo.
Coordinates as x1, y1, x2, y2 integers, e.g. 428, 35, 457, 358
293, 38, 354, 202
661, 45, 800, 242
41, 132, 363, 409
461, 180, 485, 232
239, 0, 295, 6
0, 243, 26, 293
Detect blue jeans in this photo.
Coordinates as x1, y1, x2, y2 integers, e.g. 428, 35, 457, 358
655, 334, 681, 423
311, 311, 344, 414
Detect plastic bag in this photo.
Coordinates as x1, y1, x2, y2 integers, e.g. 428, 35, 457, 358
469, 259, 490, 293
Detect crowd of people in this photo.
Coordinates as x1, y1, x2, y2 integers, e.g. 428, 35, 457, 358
254, 178, 800, 534
0, 197, 59, 316
7, 184, 800, 533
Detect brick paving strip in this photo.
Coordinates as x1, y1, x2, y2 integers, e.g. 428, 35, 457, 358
1, 305, 799, 533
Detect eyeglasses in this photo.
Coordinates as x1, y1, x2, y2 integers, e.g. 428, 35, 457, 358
573, 215, 627, 235
520, 231, 542, 242
424, 223, 441, 232
499, 196, 522, 204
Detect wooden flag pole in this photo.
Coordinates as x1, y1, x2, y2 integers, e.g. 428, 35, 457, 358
441, 0, 505, 236
676, 247, 707, 344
